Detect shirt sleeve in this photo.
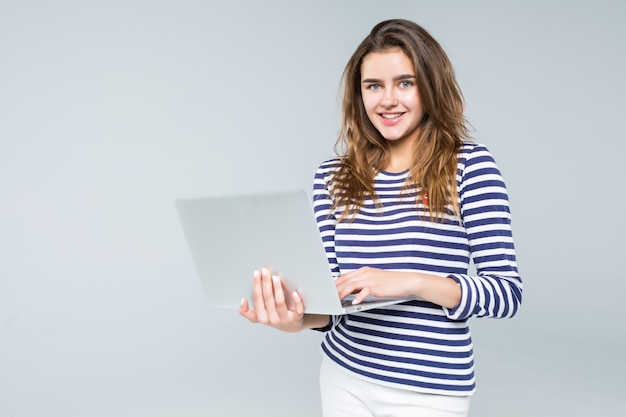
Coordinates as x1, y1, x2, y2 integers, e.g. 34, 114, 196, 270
311, 160, 343, 331
443, 144, 523, 320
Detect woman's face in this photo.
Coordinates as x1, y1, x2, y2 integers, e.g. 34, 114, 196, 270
360, 48, 424, 146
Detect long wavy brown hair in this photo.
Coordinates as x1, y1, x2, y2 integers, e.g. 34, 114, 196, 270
332, 19, 470, 221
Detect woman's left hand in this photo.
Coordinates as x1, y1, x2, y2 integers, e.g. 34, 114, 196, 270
335, 266, 417, 305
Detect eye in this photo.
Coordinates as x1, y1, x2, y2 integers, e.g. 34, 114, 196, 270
366, 83, 382, 90
399, 80, 414, 88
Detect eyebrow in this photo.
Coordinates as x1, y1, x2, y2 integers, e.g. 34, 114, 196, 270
361, 74, 416, 83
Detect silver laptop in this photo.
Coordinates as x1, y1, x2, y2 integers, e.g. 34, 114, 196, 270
175, 189, 411, 315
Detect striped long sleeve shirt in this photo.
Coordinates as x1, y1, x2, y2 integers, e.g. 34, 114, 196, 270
312, 142, 522, 395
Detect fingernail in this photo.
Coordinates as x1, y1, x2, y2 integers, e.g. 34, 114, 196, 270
240, 298, 245, 306
261, 268, 269, 276
254, 270, 260, 278
272, 275, 279, 284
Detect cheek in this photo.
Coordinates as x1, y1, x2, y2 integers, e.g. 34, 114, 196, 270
361, 94, 379, 115
401, 90, 421, 106
408, 98, 425, 120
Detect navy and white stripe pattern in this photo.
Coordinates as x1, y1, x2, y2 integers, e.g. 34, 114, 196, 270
312, 142, 522, 395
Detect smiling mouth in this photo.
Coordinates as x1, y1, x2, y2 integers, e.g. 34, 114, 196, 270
380, 113, 403, 119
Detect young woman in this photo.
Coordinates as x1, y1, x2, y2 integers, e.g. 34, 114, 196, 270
240, 19, 522, 417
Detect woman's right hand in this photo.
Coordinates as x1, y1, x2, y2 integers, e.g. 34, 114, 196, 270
239, 267, 306, 333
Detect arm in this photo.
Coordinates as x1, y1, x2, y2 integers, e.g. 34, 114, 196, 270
443, 144, 522, 320
336, 267, 462, 309
335, 145, 522, 320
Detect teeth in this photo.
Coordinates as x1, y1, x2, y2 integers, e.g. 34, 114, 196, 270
381, 113, 402, 119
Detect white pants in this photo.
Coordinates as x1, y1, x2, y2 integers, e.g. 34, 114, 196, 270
320, 357, 471, 417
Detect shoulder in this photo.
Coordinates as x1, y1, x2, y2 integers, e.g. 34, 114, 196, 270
314, 158, 343, 180
316, 158, 342, 172
457, 141, 501, 172
458, 141, 494, 160
313, 158, 343, 197
456, 141, 508, 198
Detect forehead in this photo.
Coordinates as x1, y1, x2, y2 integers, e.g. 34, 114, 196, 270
361, 47, 414, 78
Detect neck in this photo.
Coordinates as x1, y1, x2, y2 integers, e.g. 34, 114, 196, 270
384, 137, 415, 172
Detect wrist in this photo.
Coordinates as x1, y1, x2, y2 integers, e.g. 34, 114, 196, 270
407, 272, 462, 309
402, 271, 425, 298
303, 314, 331, 330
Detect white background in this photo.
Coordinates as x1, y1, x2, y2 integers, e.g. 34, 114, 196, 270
1, 1, 624, 416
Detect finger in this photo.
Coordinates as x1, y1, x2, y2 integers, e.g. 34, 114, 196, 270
336, 279, 360, 300
252, 270, 268, 323
239, 297, 249, 313
334, 270, 354, 287
271, 274, 288, 315
239, 298, 258, 323
335, 270, 364, 294
260, 268, 279, 322
292, 291, 305, 316
352, 287, 371, 305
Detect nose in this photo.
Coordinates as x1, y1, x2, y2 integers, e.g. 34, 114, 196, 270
380, 87, 398, 108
